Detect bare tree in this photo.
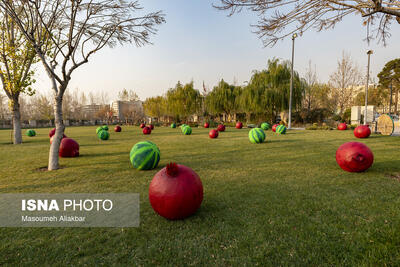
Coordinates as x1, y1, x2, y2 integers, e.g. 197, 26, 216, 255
0, 1, 165, 170
122, 105, 144, 125
99, 90, 109, 105
304, 60, 318, 112
118, 88, 140, 102
214, 0, 400, 46
30, 94, 54, 120
95, 105, 113, 124
329, 52, 362, 115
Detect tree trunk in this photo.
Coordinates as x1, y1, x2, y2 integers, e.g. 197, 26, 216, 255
395, 89, 399, 115
48, 94, 65, 170
11, 97, 22, 144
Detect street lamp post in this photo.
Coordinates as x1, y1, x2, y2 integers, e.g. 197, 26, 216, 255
288, 33, 297, 129
364, 50, 373, 125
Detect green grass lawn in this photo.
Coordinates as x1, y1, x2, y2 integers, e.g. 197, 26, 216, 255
0, 126, 400, 265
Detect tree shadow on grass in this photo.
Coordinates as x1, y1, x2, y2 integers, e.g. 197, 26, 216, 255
79, 151, 127, 158
367, 135, 397, 139
371, 160, 400, 173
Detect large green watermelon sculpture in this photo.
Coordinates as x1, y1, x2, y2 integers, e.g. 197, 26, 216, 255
276, 125, 287, 134
98, 130, 110, 140
249, 128, 265, 144
130, 141, 160, 170
182, 125, 192, 135
26, 129, 36, 137
261, 122, 270, 130
96, 127, 103, 134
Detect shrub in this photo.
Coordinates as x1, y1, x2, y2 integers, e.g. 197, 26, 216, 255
332, 114, 341, 121
342, 108, 351, 122
188, 123, 198, 128
306, 125, 333, 130
306, 125, 318, 130
208, 121, 218, 127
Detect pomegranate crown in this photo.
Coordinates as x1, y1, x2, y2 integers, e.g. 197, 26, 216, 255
166, 162, 179, 176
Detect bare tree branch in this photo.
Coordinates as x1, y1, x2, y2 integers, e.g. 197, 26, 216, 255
214, 0, 400, 46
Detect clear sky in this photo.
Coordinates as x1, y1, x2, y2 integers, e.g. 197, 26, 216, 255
32, 0, 400, 102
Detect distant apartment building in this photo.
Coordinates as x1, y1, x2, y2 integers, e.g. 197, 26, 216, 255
111, 100, 143, 121
82, 104, 109, 119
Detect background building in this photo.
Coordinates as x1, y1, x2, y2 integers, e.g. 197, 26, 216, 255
112, 100, 144, 123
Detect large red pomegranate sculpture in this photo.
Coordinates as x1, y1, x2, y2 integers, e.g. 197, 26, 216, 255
149, 124, 154, 130
336, 142, 374, 172
235, 122, 243, 129
143, 126, 151, 135
217, 124, 225, 132
114, 125, 122, 132
272, 124, 278, 132
354, 125, 371, 138
204, 122, 209, 128
50, 134, 67, 144
337, 123, 347, 130
209, 129, 219, 139
59, 138, 79, 157
149, 163, 203, 220
140, 123, 146, 129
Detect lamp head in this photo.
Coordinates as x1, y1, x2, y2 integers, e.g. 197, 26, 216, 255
367, 50, 373, 55
292, 33, 297, 39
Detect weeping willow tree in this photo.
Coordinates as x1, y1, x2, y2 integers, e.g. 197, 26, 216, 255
143, 95, 167, 120
206, 79, 242, 120
166, 81, 201, 122
240, 59, 305, 122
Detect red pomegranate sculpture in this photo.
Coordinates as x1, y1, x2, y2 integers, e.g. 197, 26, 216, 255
209, 129, 219, 139
235, 122, 243, 129
217, 124, 225, 132
59, 138, 79, 158
149, 163, 203, 220
49, 128, 67, 139
140, 123, 146, 128
149, 124, 154, 130
337, 123, 347, 130
50, 134, 67, 144
204, 122, 209, 128
272, 124, 278, 132
114, 125, 122, 132
336, 142, 374, 172
143, 126, 151, 135
354, 125, 371, 138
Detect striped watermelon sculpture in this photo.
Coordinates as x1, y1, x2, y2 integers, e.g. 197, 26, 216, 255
276, 125, 287, 134
98, 130, 110, 140
182, 125, 192, 135
261, 122, 270, 130
171, 123, 176, 128
96, 127, 103, 134
249, 128, 265, 144
130, 141, 160, 170
26, 129, 36, 137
